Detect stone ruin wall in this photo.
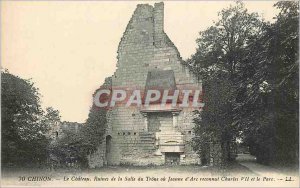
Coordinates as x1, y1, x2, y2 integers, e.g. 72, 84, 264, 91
89, 2, 202, 167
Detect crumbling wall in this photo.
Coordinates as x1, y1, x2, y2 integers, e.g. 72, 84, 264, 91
90, 2, 202, 167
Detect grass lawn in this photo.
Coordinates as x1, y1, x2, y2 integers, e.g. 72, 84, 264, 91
2, 162, 255, 178
2, 162, 299, 187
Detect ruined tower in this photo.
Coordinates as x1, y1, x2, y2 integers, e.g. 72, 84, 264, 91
89, 2, 202, 167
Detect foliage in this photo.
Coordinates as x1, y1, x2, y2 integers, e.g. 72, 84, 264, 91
1, 70, 50, 166
190, 1, 298, 166
49, 124, 87, 167
43, 107, 61, 125
82, 77, 111, 152
241, 1, 299, 165
48, 77, 111, 167
189, 2, 264, 166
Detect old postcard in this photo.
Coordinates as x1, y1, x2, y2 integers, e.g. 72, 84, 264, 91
1, 1, 299, 187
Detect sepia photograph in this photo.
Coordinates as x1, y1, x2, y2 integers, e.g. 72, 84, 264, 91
1, 0, 299, 187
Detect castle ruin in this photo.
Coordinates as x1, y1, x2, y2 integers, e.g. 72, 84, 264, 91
88, 2, 203, 167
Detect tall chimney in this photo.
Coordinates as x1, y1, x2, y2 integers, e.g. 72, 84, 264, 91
154, 2, 164, 47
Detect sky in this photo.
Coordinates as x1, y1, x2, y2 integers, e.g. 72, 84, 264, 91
1, 1, 279, 123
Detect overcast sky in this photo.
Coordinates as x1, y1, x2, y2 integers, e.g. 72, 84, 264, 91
2, 1, 279, 123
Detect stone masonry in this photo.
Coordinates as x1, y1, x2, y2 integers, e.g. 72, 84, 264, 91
88, 2, 202, 168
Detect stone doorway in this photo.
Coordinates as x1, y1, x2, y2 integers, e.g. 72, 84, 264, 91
165, 152, 180, 165
105, 135, 112, 165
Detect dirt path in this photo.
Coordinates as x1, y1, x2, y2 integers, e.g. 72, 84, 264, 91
236, 154, 297, 177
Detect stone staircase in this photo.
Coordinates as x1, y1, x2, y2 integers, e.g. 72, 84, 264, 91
139, 132, 156, 151
138, 119, 186, 154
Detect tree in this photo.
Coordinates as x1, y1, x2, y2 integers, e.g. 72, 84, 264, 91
271, 1, 299, 166
42, 107, 61, 139
241, 1, 299, 165
43, 107, 61, 125
189, 2, 264, 166
1, 70, 50, 166
190, 1, 299, 167
48, 77, 111, 167
83, 77, 111, 152
49, 124, 87, 168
